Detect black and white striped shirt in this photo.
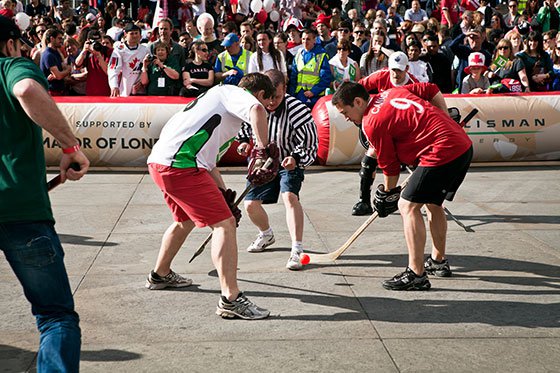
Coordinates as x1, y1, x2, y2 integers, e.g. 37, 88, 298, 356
237, 94, 318, 167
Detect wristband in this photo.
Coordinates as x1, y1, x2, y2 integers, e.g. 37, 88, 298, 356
62, 144, 80, 154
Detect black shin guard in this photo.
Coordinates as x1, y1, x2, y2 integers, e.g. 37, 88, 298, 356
358, 155, 377, 201
352, 155, 377, 215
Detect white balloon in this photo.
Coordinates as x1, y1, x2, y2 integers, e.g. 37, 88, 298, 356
269, 10, 280, 22
263, 0, 274, 13
14, 12, 31, 31
250, 0, 263, 14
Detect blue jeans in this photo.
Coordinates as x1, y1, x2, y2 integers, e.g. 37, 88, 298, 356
0, 221, 81, 372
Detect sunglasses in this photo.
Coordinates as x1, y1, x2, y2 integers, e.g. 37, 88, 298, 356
498, 46, 510, 50
198, 48, 209, 52
354, 30, 365, 34
337, 47, 349, 51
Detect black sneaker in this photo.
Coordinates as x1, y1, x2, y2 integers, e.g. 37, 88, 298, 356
424, 256, 452, 277
352, 200, 373, 216
382, 268, 431, 291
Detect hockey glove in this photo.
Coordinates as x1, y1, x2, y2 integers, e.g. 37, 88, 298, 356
373, 184, 402, 218
220, 188, 242, 227
247, 142, 280, 186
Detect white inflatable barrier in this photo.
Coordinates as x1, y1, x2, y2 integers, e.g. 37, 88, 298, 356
312, 92, 560, 165
44, 96, 247, 167
46, 93, 560, 167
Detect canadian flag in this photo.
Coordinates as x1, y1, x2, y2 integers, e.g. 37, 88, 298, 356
152, 0, 168, 28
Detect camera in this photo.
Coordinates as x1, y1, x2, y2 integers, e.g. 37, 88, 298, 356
87, 39, 103, 52
146, 54, 155, 62
92, 41, 103, 52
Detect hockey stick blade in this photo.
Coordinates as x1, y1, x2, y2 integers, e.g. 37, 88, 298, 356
307, 173, 412, 264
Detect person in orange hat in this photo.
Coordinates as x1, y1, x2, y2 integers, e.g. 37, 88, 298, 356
461, 52, 490, 93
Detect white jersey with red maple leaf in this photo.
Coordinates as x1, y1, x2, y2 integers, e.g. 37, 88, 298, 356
108, 41, 150, 97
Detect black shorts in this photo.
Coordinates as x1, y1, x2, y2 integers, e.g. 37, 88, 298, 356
401, 146, 473, 206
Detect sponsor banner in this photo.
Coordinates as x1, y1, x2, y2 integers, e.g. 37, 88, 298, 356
46, 93, 560, 167
45, 98, 188, 167
446, 94, 560, 162
312, 93, 560, 165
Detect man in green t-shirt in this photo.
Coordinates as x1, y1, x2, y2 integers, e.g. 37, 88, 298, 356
0, 16, 89, 372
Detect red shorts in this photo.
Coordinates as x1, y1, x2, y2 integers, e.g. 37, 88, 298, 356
148, 163, 232, 227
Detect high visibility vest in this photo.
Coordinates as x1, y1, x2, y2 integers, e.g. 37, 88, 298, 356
295, 50, 326, 94
218, 48, 252, 74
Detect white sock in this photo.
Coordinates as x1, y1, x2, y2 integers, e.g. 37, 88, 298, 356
260, 227, 273, 236
292, 242, 303, 254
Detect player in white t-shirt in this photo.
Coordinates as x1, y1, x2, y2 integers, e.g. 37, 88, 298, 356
146, 73, 278, 320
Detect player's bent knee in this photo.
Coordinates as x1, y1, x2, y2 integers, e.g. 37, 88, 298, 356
398, 198, 421, 214
210, 216, 237, 231
425, 203, 444, 214
244, 200, 263, 213
281, 191, 298, 206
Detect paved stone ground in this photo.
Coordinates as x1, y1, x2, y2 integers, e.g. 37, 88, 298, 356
1, 166, 559, 372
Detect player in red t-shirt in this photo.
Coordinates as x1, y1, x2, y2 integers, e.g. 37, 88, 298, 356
331, 81, 473, 291
351, 52, 418, 216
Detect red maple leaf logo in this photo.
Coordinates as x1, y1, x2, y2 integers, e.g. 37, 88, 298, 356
129, 57, 139, 69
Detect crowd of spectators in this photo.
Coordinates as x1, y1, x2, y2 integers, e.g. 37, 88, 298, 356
5, 0, 560, 107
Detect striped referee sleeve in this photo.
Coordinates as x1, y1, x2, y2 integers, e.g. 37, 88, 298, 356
236, 122, 253, 143
284, 96, 318, 167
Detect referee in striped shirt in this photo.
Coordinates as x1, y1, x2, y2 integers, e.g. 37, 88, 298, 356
237, 69, 318, 270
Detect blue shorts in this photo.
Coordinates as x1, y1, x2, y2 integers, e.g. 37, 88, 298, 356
245, 168, 305, 204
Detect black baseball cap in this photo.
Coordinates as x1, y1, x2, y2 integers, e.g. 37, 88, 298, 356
123, 23, 141, 32
0, 16, 33, 48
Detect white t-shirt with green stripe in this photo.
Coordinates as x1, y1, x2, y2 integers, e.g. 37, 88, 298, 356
148, 85, 261, 170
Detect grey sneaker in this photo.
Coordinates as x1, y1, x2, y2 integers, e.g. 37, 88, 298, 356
216, 293, 270, 320
247, 232, 275, 252
145, 270, 193, 290
424, 256, 452, 277
286, 251, 303, 271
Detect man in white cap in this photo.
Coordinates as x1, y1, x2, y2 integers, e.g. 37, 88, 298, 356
214, 32, 252, 85
350, 51, 418, 216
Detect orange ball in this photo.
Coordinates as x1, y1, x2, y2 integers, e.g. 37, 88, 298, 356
300, 253, 310, 265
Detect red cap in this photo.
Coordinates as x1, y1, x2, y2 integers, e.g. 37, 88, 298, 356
313, 14, 331, 28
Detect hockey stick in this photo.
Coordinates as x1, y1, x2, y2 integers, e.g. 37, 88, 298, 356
443, 206, 474, 232
307, 173, 412, 264
47, 163, 81, 191
404, 166, 474, 233
459, 108, 479, 128
306, 108, 479, 264
443, 107, 478, 232
188, 157, 273, 263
